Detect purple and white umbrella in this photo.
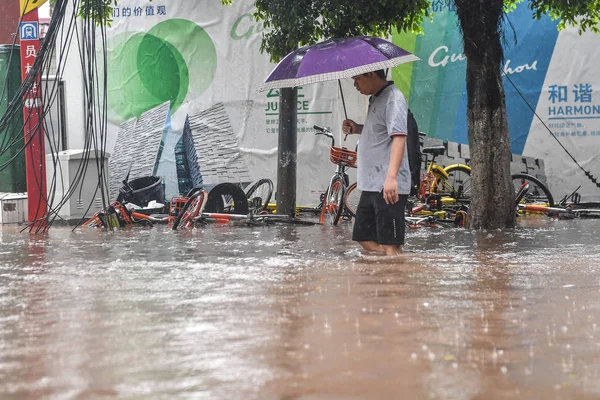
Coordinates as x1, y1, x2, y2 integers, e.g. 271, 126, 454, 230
259, 36, 420, 91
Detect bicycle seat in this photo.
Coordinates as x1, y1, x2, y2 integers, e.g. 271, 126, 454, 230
422, 146, 446, 156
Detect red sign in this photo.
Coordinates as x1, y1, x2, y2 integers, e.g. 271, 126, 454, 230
19, 8, 48, 228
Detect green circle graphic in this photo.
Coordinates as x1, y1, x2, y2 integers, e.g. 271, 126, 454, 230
106, 19, 217, 122
137, 33, 188, 111
108, 33, 160, 121
147, 19, 217, 101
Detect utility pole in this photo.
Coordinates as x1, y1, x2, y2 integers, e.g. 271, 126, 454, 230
276, 87, 297, 217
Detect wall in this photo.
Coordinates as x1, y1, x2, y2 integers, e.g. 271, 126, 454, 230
0, 1, 20, 45
393, 3, 600, 202
56, 1, 597, 205
57, 0, 366, 206
55, 0, 86, 150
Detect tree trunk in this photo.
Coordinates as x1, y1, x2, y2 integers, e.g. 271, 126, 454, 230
276, 87, 298, 217
464, 59, 515, 229
455, 0, 515, 229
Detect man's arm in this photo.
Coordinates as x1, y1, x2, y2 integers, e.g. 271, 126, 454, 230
383, 135, 407, 204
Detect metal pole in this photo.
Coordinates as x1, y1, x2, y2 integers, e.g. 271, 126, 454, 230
19, 6, 48, 229
338, 80, 349, 141
338, 80, 348, 120
276, 87, 297, 217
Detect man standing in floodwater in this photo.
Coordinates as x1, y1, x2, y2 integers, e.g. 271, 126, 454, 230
342, 70, 411, 256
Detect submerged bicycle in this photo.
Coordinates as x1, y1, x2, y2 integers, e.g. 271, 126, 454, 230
406, 138, 472, 223
406, 133, 554, 226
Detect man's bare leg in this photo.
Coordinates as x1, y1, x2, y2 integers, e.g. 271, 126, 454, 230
358, 241, 385, 254
358, 242, 402, 256
382, 244, 401, 256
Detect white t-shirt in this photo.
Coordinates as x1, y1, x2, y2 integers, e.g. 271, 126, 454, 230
356, 83, 411, 194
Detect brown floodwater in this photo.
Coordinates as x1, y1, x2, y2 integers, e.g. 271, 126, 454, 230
1, 217, 600, 399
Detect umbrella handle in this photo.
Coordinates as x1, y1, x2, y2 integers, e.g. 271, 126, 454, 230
339, 80, 348, 142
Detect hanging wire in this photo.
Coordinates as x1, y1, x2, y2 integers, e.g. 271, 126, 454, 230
503, 72, 600, 190
0, 0, 113, 232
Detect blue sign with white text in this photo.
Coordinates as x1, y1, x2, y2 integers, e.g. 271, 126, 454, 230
19, 22, 39, 41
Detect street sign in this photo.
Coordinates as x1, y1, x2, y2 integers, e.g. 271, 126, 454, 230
20, 0, 48, 16
19, 22, 39, 41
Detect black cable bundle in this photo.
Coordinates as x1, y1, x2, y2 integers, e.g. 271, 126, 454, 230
0, 0, 113, 232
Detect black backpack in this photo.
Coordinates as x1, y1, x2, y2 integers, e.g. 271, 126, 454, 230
407, 109, 421, 196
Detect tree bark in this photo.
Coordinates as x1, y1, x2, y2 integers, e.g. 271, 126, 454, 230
464, 59, 515, 229
276, 87, 298, 217
455, 0, 516, 229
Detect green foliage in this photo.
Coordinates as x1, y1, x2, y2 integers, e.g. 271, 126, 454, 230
78, 0, 116, 26
529, 0, 600, 33
253, 0, 600, 62
503, 0, 600, 34
49, 0, 116, 26
504, 0, 525, 13
253, 0, 430, 62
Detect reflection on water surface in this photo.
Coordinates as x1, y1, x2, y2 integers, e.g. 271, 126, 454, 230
1, 219, 600, 399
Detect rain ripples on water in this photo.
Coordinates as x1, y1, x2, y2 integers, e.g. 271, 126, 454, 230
1, 218, 600, 399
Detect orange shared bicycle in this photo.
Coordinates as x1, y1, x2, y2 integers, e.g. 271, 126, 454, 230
314, 125, 357, 225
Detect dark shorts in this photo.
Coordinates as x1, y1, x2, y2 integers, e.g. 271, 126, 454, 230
352, 191, 407, 246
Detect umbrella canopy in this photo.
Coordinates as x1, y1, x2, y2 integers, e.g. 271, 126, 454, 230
260, 36, 419, 91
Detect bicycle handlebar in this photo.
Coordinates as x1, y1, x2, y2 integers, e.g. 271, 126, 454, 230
313, 125, 335, 147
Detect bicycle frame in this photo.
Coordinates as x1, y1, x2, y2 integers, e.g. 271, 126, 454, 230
327, 165, 351, 197
419, 155, 444, 200
419, 149, 471, 202
315, 127, 351, 190
314, 125, 355, 224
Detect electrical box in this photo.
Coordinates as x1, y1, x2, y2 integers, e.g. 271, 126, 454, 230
46, 150, 110, 221
0, 193, 27, 224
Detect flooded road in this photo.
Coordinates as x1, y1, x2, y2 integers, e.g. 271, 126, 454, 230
1, 218, 600, 399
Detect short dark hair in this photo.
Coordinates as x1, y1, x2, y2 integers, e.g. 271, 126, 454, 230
362, 69, 387, 79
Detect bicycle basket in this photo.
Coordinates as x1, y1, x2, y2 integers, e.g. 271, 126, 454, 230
169, 196, 189, 217
330, 147, 357, 168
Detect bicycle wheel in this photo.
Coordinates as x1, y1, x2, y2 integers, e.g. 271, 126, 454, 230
434, 165, 472, 204
205, 183, 249, 214
172, 190, 206, 230
512, 173, 554, 206
344, 182, 361, 219
514, 181, 530, 206
319, 177, 345, 225
245, 178, 273, 214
